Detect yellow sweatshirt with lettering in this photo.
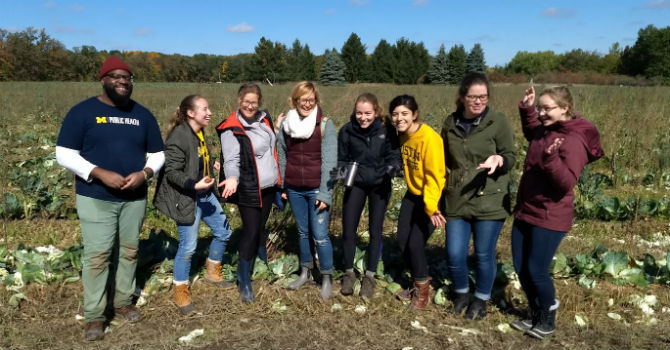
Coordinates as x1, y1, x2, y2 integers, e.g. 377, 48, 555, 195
399, 124, 447, 217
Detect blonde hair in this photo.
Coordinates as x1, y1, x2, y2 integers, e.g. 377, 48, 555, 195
288, 81, 320, 109
353, 92, 386, 124
167, 94, 203, 135
540, 86, 576, 119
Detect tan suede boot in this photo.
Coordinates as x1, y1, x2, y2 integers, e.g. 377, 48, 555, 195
174, 283, 195, 315
205, 258, 235, 288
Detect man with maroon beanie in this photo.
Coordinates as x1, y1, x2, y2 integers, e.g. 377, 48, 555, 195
55, 56, 164, 341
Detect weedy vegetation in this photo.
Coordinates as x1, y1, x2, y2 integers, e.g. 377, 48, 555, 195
0, 82, 668, 349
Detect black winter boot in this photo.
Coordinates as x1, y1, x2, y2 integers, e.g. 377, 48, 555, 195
451, 292, 470, 314
340, 270, 356, 296
511, 300, 540, 332
526, 300, 558, 339
464, 297, 487, 320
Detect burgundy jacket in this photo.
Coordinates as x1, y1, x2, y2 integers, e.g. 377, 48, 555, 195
514, 103, 604, 232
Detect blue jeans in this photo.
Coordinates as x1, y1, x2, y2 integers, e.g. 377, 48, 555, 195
174, 193, 232, 283
445, 218, 504, 300
286, 186, 334, 275
511, 219, 565, 308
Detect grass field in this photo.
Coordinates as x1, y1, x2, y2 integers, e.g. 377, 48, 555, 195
0, 82, 669, 349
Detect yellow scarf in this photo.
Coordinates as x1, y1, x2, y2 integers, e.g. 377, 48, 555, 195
195, 130, 210, 179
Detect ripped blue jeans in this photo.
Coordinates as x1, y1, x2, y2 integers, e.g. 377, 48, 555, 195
286, 186, 334, 274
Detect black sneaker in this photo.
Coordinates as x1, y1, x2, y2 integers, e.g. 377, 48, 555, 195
464, 297, 487, 320
360, 275, 375, 298
451, 292, 470, 314
525, 308, 556, 339
511, 306, 539, 332
341, 271, 356, 296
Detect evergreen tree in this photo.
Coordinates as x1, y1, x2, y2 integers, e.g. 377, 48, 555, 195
286, 39, 315, 81
318, 49, 345, 85
466, 43, 486, 74
369, 39, 394, 83
446, 44, 467, 84
393, 38, 429, 84
250, 37, 288, 83
341, 32, 368, 82
427, 44, 449, 84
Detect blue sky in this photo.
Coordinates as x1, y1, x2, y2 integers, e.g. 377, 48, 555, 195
1, 0, 669, 66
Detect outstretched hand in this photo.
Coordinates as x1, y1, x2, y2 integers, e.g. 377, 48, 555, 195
545, 137, 564, 155
476, 155, 504, 175
217, 177, 238, 198
522, 86, 535, 107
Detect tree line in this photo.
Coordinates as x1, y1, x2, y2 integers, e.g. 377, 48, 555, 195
0, 26, 668, 85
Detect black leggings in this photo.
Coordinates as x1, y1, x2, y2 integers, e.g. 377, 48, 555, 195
237, 187, 275, 261
341, 180, 391, 272
396, 191, 434, 281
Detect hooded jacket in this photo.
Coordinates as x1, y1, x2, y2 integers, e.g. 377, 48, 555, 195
337, 116, 402, 187
514, 103, 604, 232
441, 107, 516, 220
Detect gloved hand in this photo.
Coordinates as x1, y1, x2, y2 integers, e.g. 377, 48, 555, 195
330, 166, 348, 181
385, 164, 404, 178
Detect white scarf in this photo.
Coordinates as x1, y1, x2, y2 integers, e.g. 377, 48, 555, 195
282, 106, 318, 139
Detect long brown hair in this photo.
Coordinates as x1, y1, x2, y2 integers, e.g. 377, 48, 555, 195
166, 94, 202, 135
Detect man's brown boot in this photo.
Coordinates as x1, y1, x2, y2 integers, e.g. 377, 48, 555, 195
174, 283, 195, 315
409, 277, 432, 311
205, 258, 235, 288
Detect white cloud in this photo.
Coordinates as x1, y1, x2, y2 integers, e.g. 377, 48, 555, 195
541, 7, 576, 18
54, 26, 94, 34
349, 0, 370, 6
473, 34, 495, 42
412, 0, 428, 6
71, 4, 84, 12
637, 0, 670, 9
325, 8, 336, 14
42, 1, 56, 9
134, 28, 153, 36
226, 22, 254, 33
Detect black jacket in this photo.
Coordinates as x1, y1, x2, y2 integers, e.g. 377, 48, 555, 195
337, 116, 402, 187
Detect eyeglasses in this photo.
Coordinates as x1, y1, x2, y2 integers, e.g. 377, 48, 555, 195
105, 73, 134, 83
298, 98, 316, 105
465, 94, 488, 102
536, 105, 560, 113
241, 100, 258, 108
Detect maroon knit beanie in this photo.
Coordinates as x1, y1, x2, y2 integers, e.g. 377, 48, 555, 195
99, 56, 133, 80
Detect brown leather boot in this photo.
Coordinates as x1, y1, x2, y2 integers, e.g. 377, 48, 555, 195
409, 277, 432, 311
174, 283, 195, 315
205, 258, 235, 288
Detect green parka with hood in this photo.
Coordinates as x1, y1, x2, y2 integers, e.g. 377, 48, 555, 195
440, 107, 516, 220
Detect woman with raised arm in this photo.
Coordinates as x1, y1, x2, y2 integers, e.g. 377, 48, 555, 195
510, 85, 603, 339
